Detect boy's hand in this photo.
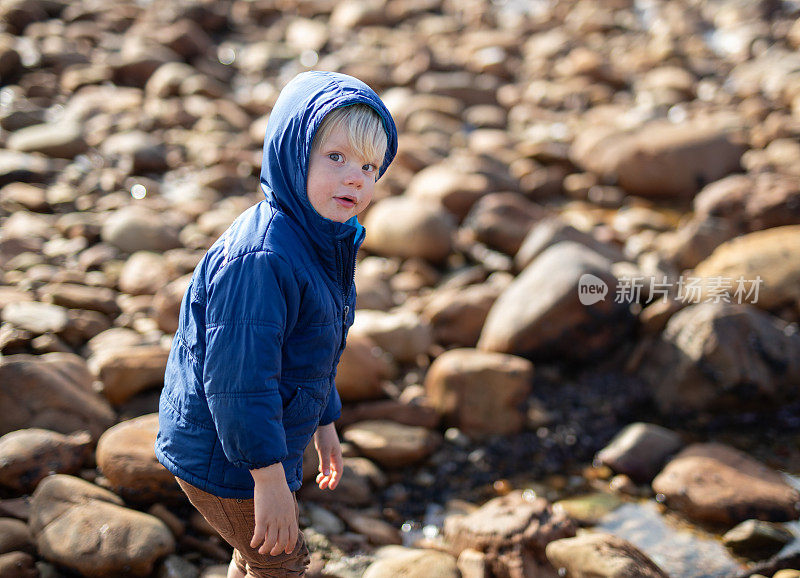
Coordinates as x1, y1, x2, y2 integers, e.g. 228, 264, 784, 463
313, 423, 343, 490
249, 463, 298, 556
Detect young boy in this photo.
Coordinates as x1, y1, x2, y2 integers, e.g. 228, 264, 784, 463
154, 71, 398, 577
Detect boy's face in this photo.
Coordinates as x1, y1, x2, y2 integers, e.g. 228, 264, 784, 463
307, 124, 379, 223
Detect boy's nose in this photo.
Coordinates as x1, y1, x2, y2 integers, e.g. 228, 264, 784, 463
343, 166, 364, 188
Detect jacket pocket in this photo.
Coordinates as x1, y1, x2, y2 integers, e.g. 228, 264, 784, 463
282, 385, 324, 446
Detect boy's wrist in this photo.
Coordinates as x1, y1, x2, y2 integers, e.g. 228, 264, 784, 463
250, 461, 285, 482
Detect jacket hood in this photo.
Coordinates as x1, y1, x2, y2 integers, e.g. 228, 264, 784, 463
259, 71, 398, 247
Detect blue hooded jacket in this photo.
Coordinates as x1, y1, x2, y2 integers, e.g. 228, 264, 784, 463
154, 71, 398, 498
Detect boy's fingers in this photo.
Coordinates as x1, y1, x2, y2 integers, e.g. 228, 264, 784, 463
328, 467, 340, 490
287, 523, 298, 554
318, 451, 331, 477
251, 523, 265, 548
270, 527, 287, 556
260, 525, 278, 555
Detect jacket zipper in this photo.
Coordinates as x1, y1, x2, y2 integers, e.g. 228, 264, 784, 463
339, 237, 356, 351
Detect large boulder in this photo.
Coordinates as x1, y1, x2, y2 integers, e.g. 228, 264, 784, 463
0, 429, 92, 494
691, 225, 800, 311
0, 353, 115, 439
29, 475, 175, 577
444, 490, 576, 577
342, 420, 442, 468
89, 345, 170, 406
652, 443, 800, 525
639, 302, 800, 413
478, 241, 633, 362
571, 121, 745, 198
424, 348, 532, 437
96, 414, 180, 503
546, 532, 668, 578
362, 196, 455, 263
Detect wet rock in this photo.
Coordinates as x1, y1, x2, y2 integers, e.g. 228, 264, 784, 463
342, 420, 442, 468
101, 206, 181, 254
363, 546, 459, 578
461, 193, 547, 257
723, 519, 794, 560
652, 443, 800, 525
595, 422, 684, 483
29, 474, 175, 577
338, 509, 402, 545
96, 414, 179, 503
0, 551, 38, 578
572, 121, 746, 198
0, 429, 91, 494
553, 493, 624, 526
444, 490, 576, 578
692, 225, 800, 311
118, 251, 173, 296
6, 121, 88, 159
545, 532, 668, 578
0, 353, 115, 439
639, 302, 800, 413
350, 308, 432, 364
335, 334, 393, 402
89, 345, 170, 406
478, 241, 633, 362
305, 502, 345, 536
424, 348, 532, 437
0, 517, 34, 555
422, 278, 505, 348
361, 196, 455, 263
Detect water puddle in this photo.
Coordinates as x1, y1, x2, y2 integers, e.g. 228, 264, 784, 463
596, 501, 747, 578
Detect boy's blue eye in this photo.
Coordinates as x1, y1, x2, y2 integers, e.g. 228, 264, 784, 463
329, 153, 343, 162
363, 164, 377, 172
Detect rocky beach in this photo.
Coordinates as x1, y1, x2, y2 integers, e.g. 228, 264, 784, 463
1, 0, 800, 576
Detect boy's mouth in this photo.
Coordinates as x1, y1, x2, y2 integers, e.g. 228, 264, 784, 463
334, 195, 356, 208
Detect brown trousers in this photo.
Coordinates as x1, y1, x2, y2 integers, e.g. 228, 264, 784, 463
176, 477, 310, 577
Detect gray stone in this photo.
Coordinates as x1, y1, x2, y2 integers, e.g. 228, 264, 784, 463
596, 423, 684, 483
7, 122, 88, 159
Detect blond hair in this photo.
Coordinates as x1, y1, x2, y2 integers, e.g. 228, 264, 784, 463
312, 104, 388, 171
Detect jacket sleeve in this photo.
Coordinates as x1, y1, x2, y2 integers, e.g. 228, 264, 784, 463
203, 250, 298, 470
318, 384, 341, 426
